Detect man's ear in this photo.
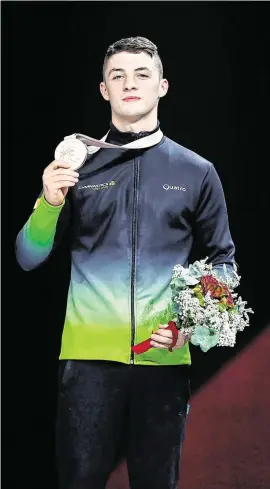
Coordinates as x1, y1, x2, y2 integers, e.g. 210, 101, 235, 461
100, 82, 110, 101
158, 78, 169, 99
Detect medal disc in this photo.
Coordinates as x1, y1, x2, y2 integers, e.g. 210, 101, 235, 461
54, 138, 88, 170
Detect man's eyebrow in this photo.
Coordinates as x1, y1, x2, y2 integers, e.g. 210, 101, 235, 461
134, 67, 151, 72
108, 66, 152, 76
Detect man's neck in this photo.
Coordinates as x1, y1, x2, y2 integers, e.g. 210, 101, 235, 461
111, 113, 158, 134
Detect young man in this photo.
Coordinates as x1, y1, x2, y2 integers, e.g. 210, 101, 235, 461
15, 37, 237, 489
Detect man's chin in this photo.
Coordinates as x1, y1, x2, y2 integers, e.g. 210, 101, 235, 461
120, 110, 149, 122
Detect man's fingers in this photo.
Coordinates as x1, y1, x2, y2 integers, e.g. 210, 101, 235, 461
156, 329, 173, 338
151, 333, 172, 345
49, 181, 77, 188
51, 160, 72, 170
44, 168, 79, 179
52, 168, 79, 177
51, 175, 78, 184
150, 341, 168, 349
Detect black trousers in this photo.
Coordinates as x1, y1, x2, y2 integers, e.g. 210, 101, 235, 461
55, 360, 190, 489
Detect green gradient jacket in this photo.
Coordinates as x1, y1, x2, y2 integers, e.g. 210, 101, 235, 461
15, 128, 236, 366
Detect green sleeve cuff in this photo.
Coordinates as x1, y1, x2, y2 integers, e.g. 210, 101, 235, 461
26, 193, 65, 244
37, 193, 65, 212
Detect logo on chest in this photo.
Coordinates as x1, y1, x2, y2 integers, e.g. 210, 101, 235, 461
78, 180, 116, 191
163, 184, 186, 191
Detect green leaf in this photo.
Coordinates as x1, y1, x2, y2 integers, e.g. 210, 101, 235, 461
218, 302, 227, 312
190, 326, 219, 352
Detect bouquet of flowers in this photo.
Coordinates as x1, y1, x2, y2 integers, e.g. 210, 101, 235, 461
132, 258, 253, 354
169, 258, 253, 352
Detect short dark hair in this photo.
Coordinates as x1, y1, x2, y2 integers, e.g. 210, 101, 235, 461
103, 36, 163, 80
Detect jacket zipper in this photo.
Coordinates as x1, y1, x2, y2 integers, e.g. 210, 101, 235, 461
130, 155, 139, 364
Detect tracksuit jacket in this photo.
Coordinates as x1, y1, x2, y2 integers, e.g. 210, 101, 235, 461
15, 122, 237, 366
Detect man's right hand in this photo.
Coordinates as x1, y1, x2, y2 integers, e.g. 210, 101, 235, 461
42, 160, 79, 207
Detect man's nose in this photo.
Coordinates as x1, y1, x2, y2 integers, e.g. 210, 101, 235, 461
123, 76, 138, 91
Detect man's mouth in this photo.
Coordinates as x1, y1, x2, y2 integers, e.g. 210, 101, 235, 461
123, 97, 141, 102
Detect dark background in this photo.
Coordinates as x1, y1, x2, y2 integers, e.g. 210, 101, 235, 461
2, 2, 270, 488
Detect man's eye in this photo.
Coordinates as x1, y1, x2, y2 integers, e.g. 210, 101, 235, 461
112, 75, 123, 80
138, 74, 149, 78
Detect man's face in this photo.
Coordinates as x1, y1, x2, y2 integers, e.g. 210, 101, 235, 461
100, 51, 168, 121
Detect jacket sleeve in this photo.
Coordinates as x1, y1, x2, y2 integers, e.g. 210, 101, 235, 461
193, 163, 238, 275
15, 192, 70, 271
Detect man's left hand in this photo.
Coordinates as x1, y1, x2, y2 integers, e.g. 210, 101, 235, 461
150, 324, 191, 350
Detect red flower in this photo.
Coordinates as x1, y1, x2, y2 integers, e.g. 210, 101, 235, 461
212, 285, 224, 298
201, 276, 219, 294
226, 294, 234, 307
200, 275, 234, 307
